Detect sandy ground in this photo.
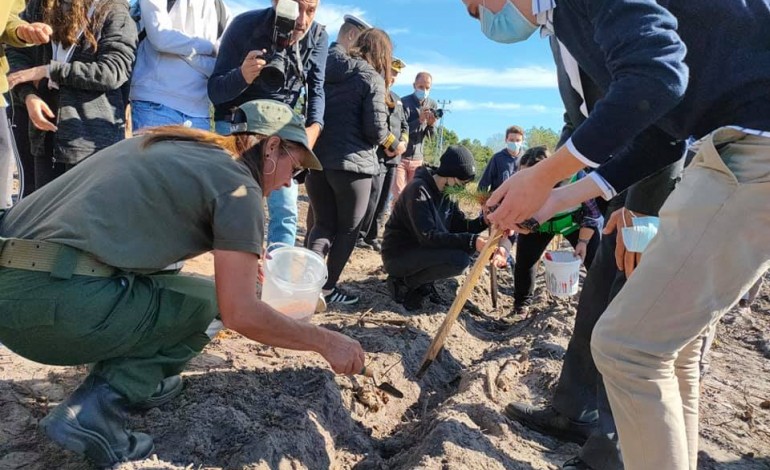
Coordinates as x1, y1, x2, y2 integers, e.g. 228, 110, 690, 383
1, 195, 769, 470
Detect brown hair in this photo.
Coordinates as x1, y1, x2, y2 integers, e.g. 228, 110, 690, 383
139, 126, 269, 184
505, 125, 525, 139
520, 146, 550, 168
42, 0, 110, 51
350, 28, 394, 106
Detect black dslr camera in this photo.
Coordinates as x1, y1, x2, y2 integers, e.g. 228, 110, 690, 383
260, 0, 299, 90
432, 108, 445, 119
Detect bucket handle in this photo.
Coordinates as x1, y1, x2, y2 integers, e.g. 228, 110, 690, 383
264, 242, 292, 261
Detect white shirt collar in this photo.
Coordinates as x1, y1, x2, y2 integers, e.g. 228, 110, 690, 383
532, 0, 557, 15
533, 0, 557, 37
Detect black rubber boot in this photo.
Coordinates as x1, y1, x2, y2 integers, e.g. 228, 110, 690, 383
40, 375, 154, 467
132, 375, 183, 410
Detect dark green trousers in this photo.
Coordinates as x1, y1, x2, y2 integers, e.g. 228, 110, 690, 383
0, 267, 218, 403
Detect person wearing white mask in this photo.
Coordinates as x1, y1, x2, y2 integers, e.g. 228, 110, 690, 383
392, 71, 437, 205
478, 124, 525, 195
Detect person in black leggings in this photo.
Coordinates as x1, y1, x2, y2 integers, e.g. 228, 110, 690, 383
513, 146, 602, 316
306, 28, 398, 305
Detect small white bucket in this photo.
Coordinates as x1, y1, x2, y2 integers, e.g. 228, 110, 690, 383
261, 245, 328, 321
542, 250, 581, 298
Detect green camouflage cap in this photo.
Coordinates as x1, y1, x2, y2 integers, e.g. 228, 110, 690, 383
231, 99, 322, 171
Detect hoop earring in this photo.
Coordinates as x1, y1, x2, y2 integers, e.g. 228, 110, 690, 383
264, 157, 277, 176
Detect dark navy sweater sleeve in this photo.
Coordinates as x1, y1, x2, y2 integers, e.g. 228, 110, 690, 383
208, 13, 251, 106
566, 0, 688, 174
477, 156, 497, 193
305, 27, 328, 127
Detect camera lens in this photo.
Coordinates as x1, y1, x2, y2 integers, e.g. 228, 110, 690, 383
261, 54, 286, 90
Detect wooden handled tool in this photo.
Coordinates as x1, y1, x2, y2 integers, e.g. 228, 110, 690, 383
417, 228, 505, 378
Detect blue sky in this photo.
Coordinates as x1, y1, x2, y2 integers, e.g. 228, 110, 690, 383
228, 0, 564, 146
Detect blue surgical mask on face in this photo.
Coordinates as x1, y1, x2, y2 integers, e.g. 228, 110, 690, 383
414, 88, 428, 101
479, 0, 538, 44
507, 141, 523, 154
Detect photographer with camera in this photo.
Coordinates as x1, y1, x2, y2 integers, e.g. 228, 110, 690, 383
208, 0, 327, 248
392, 71, 438, 205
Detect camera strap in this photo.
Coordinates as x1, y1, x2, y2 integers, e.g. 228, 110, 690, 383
291, 42, 309, 119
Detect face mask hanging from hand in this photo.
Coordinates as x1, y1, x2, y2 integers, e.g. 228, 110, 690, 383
479, 0, 538, 44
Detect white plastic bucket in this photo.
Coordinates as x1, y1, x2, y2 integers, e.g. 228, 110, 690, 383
261, 245, 328, 321
542, 250, 581, 298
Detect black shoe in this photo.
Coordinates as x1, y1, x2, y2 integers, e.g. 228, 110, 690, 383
563, 457, 593, 469
367, 239, 382, 252
356, 238, 373, 250
132, 375, 183, 410
387, 276, 408, 303
420, 283, 443, 304
403, 288, 426, 311
504, 403, 596, 445
325, 287, 359, 305
40, 375, 154, 467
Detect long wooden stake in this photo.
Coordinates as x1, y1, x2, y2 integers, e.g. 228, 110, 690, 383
417, 228, 505, 378
489, 229, 499, 309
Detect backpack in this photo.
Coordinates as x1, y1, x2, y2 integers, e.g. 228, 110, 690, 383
129, 0, 227, 42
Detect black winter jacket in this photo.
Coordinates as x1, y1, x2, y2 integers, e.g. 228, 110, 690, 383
378, 89, 409, 167
313, 43, 396, 176
10, 0, 137, 165
382, 167, 487, 259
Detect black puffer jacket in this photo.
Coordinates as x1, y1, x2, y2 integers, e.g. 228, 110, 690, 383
381, 166, 487, 259
313, 43, 396, 175
9, 0, 137, 165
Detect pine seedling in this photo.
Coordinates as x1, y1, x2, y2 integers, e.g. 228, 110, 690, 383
443, 184, 491, 207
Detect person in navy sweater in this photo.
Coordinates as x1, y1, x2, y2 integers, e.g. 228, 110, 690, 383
462, 1, 770, 469
477, 125, 525, 194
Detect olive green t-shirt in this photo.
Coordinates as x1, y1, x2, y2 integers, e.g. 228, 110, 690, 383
0, 137, 264, 271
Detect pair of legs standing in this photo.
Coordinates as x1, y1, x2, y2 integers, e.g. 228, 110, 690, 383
592, 128, 770, 470
391, 158, 422, 206
306, 168, 372, 302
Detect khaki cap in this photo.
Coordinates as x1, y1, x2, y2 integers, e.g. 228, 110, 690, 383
231, 99, 322, 171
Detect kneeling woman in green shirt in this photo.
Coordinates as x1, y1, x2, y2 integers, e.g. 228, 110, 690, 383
0, 99, 365, 467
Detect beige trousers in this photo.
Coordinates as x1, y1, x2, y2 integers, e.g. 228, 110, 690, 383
391, 158, 423, 206
592, 127, 770, 470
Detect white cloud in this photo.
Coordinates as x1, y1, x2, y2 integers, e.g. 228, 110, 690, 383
226, 1, 368, 37
405, 62, 557, 89
314, 4, 367, 36
449, 99, 559, 113
387, 28, 410, 36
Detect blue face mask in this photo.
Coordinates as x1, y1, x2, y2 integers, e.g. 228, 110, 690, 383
479, 0, 538, 44
414, 88, 429, 101
507, 141, 523, 154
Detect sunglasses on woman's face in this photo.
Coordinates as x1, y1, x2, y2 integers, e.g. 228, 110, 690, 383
281, 144, 305, 178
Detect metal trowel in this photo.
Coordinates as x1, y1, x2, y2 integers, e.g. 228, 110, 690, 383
360, 367, 404, 399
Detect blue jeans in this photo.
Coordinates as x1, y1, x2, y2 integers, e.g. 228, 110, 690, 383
214, 121, 298, 247
131, 101, 210, 132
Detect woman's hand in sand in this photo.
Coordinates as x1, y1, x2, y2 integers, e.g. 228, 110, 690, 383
319, 330, 365, 375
